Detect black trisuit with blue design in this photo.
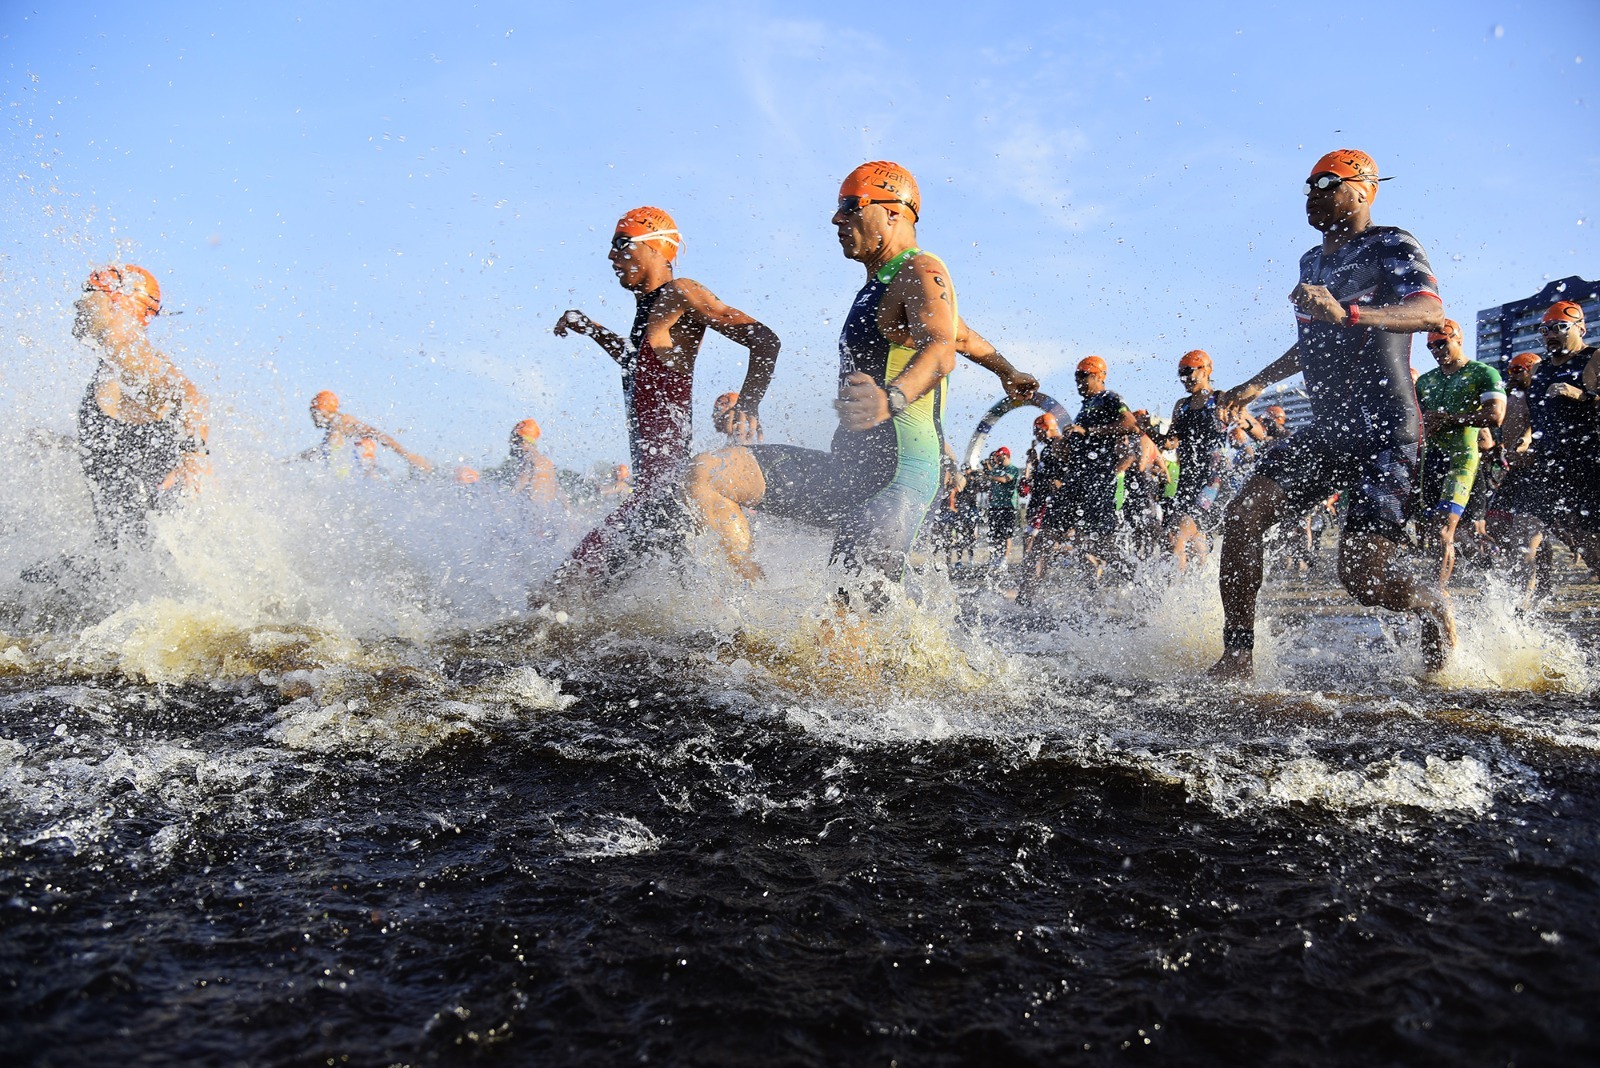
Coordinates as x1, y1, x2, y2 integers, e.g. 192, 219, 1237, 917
1256, 225, 1441, 542
748, 247, 949, 577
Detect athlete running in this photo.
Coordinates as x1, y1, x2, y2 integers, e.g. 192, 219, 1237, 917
1483, 351, 1548, 602
1151, 349, 1258, 573
1015, 412, 1074, 605
1212, 149, 1454, 679
683, 161, 1039, 583
72, 264, 209, 547
550, 207, 780, 584
507, 419, 568, 510
305, 391, 433, 475
983, 447, 1022, 567
1054, 355, 1139, 579
1520, 300, 1600, 577
1414, 318, 1506, 587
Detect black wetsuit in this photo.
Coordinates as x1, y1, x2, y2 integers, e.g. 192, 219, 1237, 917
77, 383, 184, 546
1525, 347, 1600, 530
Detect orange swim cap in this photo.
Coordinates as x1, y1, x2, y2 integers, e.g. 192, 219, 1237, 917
1542, 300, 1585, 324
84, 264, 161, 323
1178, 349, 1212, 371
614, 462, 631, 481
1076, 355, 1108, 377
311, 390, 340, 414
513, 418, 541, 442
1308, 149, 1380, 198
1033, 412, 1060, 439
839, 161, 921, 222
1507, 351, 1542, 372
455, 466, 480, 484
1427, 319, 1464, 345
614, 207, 682, 263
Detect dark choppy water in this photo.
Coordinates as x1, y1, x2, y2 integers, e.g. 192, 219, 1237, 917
0, 451, 1597, 1065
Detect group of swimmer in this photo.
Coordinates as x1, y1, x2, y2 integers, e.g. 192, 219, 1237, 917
61, 149, 1600, 680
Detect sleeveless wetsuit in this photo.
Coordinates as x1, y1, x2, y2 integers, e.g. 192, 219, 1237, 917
622, 286, 694, 493
565, 285, 696, 579
1167, 392, 1230, 528
77, 378, 184, 546
750, 247, 950, 577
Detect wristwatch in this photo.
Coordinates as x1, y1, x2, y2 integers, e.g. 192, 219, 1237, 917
886, 384, 910, 417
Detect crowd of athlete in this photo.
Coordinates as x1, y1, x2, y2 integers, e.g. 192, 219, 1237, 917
56, 149, 1600, 681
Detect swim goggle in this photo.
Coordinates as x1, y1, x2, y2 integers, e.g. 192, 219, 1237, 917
837, 194, 919, 222
1304, 172, 1391, 194
610, 229, 682, 253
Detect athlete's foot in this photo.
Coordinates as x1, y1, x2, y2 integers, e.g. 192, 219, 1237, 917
1418, 604, 1457, 675
1207, 646, 1254, 681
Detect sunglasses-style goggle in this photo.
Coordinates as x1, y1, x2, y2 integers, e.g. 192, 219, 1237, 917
837, 195, 919, 222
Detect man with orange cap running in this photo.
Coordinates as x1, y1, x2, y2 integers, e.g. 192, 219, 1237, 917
681, 160, 1040, 584
1151, 349, 1263, 573
1213, 148, 1453, 679
1049, 355, 1139, 579
1518, 299, 1600, 579
71, 264, 209, 547
550, 206, 780, 583
304, 390, 433, 475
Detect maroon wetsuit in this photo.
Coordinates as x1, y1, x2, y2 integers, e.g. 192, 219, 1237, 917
567, 284, 696, 576
620, 286, 694, 494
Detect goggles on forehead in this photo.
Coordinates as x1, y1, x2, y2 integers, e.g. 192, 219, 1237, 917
837, 194, 920, 222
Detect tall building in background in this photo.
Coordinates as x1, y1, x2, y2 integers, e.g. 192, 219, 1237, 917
1476, 276, 1599, 368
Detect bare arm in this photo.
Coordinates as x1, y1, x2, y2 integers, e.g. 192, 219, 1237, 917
554, 310, 627, 366
159, 367, 211, 495
1217, 343, 1302, 421
339, 414, 432, 474
1583, 349, 1600, 398
955, 319, 1038, 401
645, 279, 780, 429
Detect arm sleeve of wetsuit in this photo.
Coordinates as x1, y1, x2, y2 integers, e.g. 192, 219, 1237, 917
1380, 229, 1441, 304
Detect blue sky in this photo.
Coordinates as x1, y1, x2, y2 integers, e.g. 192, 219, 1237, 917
3, 1, 1596, 470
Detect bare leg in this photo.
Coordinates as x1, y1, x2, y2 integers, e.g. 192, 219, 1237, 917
1436, 511, 1462, 590
1209, 475, 1289, 680
683, 447, 768, 581
1338, 529, 1457, 674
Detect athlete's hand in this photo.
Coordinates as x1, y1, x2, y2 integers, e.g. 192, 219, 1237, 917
1546, 382, 1586, 402
554, 310, 592, 338
834, 372, 891, 431
1000, 368, 1039, 402
1422, 409, 1452, 436
1290, 283, 1347, 325
1215, 382, 1263, 422
725, 407, 763, 445
159, 452, 211, 497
